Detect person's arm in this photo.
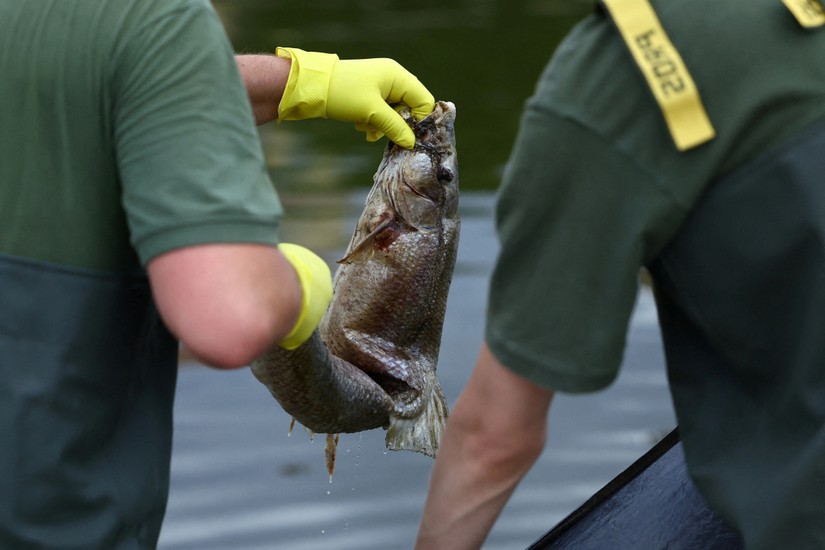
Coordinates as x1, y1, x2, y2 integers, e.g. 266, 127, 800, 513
414, 342, 555, 550
234, 49, 435, 148
235, 54, 291, 126
147, 242, 301, 369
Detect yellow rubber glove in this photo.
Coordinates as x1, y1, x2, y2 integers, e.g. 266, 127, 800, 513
278, 243, 333, 350
276, 47, 435, 149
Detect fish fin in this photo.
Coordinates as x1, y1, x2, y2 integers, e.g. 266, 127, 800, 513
337, 218, 392, 264
325, 433, 340, 480
384, 383, 449, 458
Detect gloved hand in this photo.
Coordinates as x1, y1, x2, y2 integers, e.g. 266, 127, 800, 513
277, 243, 333, 350
276, 47, 435, 149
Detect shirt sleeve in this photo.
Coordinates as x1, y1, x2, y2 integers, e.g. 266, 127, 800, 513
112, 1, 283, 265
484, 104, 681, 393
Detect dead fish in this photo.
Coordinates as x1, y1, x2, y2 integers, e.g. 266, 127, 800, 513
251, 101, 459, 468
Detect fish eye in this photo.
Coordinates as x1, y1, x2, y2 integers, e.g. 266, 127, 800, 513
436, 166, 453, 183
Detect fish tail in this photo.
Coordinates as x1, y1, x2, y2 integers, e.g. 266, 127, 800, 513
384, 383, 449, 458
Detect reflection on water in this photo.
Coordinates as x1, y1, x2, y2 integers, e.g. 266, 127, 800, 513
212, 0, 594, 192
158, 192, 675, 550
161, 4, 675, 548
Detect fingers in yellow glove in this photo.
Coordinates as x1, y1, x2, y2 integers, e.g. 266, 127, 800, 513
277, 243, 333, 350
276, 47, 435, 149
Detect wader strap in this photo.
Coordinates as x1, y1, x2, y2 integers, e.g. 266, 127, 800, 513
601, 0, 716, 151
782, 0, 825, 28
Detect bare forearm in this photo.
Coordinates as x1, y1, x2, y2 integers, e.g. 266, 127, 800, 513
415, 419, 542, 549
415, 344, 554, 550
235, 54, 291, 125
148, 243, 302, 368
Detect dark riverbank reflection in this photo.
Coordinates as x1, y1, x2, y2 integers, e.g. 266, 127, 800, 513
213, 0, 593, 193
158, 192, 675, 550
159, 4, 675, 548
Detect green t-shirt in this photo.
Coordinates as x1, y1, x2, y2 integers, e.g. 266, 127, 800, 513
486, 1, 825, 547
0, 1, 283, 546
0, 0, 283, 273
487, 0, 825, 392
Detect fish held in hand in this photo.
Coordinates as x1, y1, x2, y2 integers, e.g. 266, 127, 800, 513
251, 101, 459, 463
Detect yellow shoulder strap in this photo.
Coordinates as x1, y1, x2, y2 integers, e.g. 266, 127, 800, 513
601, 0, 716, 151
782, 0, 825, 28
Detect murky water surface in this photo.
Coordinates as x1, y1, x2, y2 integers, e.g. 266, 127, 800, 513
212, 0, 594, 193
159, 3, 675, 548
158, 193, 675, 550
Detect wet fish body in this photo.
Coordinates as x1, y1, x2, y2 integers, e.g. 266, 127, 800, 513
252, 101, 459, 459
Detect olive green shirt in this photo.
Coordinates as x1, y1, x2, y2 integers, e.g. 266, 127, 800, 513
0, 0, 283, 547
487, 0, 825, 392
0, 0, 282, 273
486, 1, 825, 547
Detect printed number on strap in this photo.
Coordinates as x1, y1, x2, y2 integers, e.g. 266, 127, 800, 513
601, 0, 716, 151
782, 0, 825, 28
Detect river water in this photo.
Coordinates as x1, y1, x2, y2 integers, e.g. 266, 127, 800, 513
157, 2, 677, 548
156, 192, 676, 550
211, 0, 595, 194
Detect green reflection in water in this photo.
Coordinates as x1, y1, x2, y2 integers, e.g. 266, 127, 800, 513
214, 0, 593, 191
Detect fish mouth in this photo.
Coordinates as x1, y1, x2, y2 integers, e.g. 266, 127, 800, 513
368, 371, 416, 402
373, 378, 425, 420
335, 330, 421, 407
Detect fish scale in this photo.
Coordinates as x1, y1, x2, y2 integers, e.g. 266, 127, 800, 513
251, 101, 459, 475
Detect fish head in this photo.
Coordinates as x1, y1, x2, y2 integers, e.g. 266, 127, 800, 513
381, 101, 459, 230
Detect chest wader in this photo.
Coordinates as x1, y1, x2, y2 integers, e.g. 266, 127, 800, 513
0, 254, 178, 549
648, 118, 825, 549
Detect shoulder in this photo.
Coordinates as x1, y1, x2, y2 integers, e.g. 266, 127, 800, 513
109, 0, 222, 41
107, 0, 234, 93
109, 0, 217, 22
529, 11, 665, 163
91, 0, 224, 66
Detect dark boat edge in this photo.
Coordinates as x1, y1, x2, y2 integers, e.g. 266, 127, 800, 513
526, 427, 744, 550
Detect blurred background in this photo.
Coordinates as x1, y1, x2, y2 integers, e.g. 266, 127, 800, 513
214, 0, 593, 194
157, 2, 677, 549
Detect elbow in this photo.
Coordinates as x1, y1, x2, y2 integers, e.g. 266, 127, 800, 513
147, 242, 305, 368
183, 311, 295, 369
176, 298, 301, 370
450, 414, 547, 478
470, 428, 546, 474
190, 342, 265, 371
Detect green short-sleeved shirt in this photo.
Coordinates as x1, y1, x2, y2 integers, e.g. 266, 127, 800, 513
486, 0, 825, 392
0, 0, 282, 546
0, 0, 282, 273
486, 1, 825, 547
